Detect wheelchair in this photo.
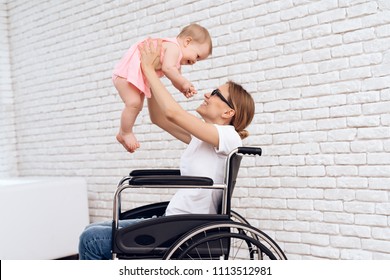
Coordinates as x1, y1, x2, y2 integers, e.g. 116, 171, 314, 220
111, 146, 287, 260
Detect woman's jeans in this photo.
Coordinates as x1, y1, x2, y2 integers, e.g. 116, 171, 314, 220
78, 219, 142, 260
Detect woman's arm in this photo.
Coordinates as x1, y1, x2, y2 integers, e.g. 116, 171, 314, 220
147, 93, 191, 144
140, 40, 220, 148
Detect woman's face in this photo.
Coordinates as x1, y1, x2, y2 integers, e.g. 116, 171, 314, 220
196, 83, 233, 124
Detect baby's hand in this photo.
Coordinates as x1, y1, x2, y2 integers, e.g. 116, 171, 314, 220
185, 86, 197, 98
181, 82, 196, 98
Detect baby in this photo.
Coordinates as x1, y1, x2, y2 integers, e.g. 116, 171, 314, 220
112, 23, 213, 153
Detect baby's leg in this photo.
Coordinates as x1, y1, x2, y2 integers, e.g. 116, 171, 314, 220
113, 77, 145, 153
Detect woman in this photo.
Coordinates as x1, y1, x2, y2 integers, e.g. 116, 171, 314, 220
78, 40, 255, 259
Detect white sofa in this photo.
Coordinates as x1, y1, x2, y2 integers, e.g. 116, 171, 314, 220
0, 177, 89, 259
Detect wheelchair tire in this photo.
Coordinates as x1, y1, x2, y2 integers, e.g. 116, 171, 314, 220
163, 221, 287, 260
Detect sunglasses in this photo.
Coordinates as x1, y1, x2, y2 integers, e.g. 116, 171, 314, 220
211, 89, 234, 109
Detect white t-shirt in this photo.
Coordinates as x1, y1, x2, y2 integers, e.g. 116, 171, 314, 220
165, 124, 242, 215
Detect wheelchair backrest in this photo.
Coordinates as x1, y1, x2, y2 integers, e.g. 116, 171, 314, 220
219, 152, 242, 216
223, 147, 262, 216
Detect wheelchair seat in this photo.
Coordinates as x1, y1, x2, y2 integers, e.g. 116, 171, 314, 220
114, 214, 228, 259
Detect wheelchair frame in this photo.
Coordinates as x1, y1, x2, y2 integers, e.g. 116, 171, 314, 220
111, 146, 287, 260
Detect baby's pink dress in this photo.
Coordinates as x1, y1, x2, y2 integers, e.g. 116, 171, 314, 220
112, 37, 182, 98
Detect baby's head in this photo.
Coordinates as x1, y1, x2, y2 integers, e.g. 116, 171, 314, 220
177, 23, 212, 65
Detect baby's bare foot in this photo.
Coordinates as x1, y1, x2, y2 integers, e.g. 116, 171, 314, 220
116, 132, 140, 153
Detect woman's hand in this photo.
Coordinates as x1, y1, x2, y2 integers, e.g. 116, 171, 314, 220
139, 39, 162, 73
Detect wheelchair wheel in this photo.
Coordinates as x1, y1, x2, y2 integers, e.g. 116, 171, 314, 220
163, 221, 287, 260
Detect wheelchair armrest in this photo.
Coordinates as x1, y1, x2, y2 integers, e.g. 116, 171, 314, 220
130, 169, 181, 176
129, 175, 213, 186
114, 175, 214, 225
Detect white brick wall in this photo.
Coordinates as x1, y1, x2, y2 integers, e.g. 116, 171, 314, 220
0, 0, 18, 176
0, 0, 389, 259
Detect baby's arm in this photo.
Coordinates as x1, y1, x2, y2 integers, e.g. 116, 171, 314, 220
161, 43, 196, 97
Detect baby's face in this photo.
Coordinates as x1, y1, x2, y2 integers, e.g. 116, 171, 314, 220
180, 42, 210, 65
